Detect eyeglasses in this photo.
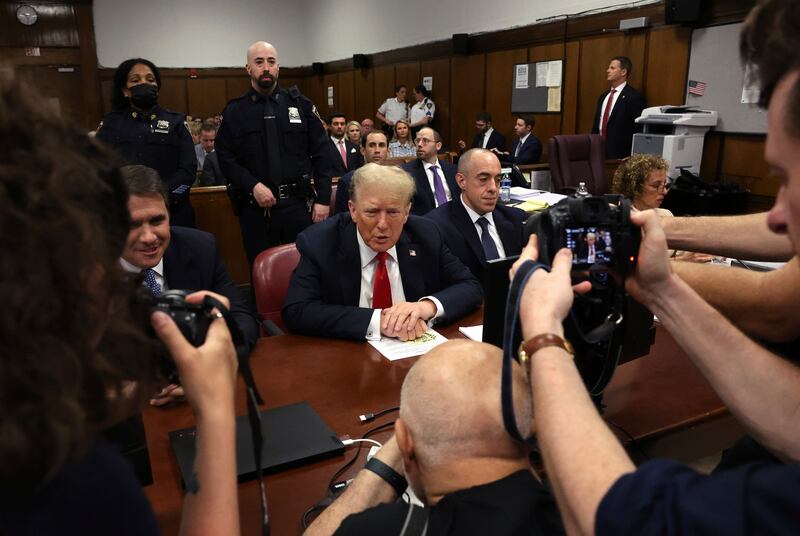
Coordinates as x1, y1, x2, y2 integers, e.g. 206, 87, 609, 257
414, 137, 434, 145
647, 181, 670, 192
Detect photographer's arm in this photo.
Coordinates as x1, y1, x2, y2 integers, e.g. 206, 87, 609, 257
304, 437, 403, 535
661, 212, 793, 262
672, 256, 800, 342
513, 240, 636, 536
151, 291, 240, 536
631, 211, 800, 463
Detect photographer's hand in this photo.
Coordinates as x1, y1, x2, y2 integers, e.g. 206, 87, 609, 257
626, 209, 678, 307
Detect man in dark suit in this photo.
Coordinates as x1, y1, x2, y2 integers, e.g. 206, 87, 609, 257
591, 56, 646, 159
120, 165, 259, 404
493, 116, 542, 165
426, 149, 526, 281
334, 130, 389, 214
200, 150, 226, 186
402, 126, 459, 215
283, 163, 482, 341
457, 112, 506, 154
328, 112, 363, 177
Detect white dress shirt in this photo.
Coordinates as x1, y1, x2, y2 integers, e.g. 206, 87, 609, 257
597, 81, 626, 133
481, 127, 494, 149
119, 257, 167, 291
423, 160, 452, 207
461, 194, 507, 258
355, 230, 444, 340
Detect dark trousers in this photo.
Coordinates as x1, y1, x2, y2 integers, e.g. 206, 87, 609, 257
238, 198, 312, 266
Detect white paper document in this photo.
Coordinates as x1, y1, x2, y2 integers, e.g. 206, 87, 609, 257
515, 64, 529, 89
369, 329, 448, 361
458, 325, 483, 342
546, 60, 562, 87
535, 63, 548, 87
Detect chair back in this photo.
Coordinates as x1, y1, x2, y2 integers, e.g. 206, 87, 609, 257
252, 243, 301, 331
330, 183, 338, 214
548, 134, 608, 194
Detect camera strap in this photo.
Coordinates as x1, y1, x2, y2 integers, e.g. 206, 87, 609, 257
202, 295, 270, 536
501, 259, 549, 442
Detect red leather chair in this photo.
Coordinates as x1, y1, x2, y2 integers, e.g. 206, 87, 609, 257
251, 243, 300, 334
548, 134, 608, 195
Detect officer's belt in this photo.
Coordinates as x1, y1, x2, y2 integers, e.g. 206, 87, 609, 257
269, 180, 306, 200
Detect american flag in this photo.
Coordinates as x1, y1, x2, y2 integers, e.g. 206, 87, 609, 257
688, 80, 707, 96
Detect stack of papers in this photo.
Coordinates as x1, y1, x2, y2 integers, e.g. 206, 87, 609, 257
458, 325, 483, 341
369, 329, 448, 361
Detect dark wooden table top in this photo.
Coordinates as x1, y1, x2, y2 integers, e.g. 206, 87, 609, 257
143, 310, 725, 536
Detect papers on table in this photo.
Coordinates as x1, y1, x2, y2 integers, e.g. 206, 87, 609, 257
508, 187, 566, 213
458, 325, 483, 342
369, 329, 448, 361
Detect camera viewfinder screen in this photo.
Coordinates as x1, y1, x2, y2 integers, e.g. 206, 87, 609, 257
565, 227, 613, 266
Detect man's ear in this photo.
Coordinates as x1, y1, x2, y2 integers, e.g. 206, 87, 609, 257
395, 419, 415, 467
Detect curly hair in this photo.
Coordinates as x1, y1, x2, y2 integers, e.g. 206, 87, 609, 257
0, 72, 161, 498
611, 153, 668, 201
111, 58, 161, 111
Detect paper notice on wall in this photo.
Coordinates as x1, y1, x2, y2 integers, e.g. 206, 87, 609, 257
535, 63, 548, 87
546, 60, 562, 87
515, 64, 529, 89
547, 87, 561, 112
327, 86, 333, 97
741, 65, 760, 104
423, 76, 433, 91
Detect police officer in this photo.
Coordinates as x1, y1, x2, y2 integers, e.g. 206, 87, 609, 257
97, 58, 197, 227
216, 41, 332, 266
408, 84, 436, 139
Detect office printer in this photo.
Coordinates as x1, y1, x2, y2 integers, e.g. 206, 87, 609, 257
632, 106, 718, 178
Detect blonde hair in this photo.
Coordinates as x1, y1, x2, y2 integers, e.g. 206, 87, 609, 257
350, 163, 415, 204
612, 153, 668, 200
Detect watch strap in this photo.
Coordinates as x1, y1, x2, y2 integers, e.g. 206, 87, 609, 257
364, 457, 407, 497
521, 333, 574, 359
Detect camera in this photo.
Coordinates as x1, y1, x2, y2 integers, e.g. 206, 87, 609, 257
530, 195, 640, 279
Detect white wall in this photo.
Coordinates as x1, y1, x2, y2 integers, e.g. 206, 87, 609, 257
94, 0, 659, 68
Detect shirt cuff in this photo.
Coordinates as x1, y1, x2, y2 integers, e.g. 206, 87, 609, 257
420, 296, 444, 325
366, 309, 382, 340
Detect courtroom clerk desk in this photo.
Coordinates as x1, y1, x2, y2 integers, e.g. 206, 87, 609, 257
143, 309, 727, 536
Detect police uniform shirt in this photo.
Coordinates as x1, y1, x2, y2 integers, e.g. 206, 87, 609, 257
409, 97, 436, 125
377, 97, 408, 124
460, 193, 507, 258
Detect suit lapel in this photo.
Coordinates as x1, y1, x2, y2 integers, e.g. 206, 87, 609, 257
396, 230, 424, 301
493, 208, 519, 253
608, 86, 627, 123
336, 220, 362, 306
414, 160, 435, 208
453, 196, 485, 264
163, 236, 189, 290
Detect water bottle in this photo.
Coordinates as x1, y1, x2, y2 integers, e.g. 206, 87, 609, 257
500, 173, 511, 203
575, 181, 590, 198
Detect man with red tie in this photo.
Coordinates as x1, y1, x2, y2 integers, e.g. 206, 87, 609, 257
329, 112, 363, 176
591, 56, 645, 159
282, 163, 481, 341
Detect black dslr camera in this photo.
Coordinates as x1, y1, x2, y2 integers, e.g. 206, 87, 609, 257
531, 195, 640, 279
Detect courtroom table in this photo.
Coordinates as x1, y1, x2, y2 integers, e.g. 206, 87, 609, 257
143, 310, 726, 536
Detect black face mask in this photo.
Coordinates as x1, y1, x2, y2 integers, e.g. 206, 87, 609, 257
128, 83, 158, 109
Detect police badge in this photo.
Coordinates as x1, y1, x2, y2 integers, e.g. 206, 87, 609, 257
154, 119, 170, 134
288, 106, 302, 124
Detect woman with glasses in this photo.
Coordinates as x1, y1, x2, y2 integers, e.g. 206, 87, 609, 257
613, 154, 712, 262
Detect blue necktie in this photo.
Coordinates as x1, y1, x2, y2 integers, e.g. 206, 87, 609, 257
430, 165, 448, 206
476, 217, 500, 261
143, 268, 162, 296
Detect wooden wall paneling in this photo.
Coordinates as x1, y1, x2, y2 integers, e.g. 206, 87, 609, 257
700, 132, 723, 179
336, 70, 355, 121
159, 77, 188, 114
485, 48, 528, 147
0, 3, 78, 47
644, 26, 691, 108
353, 68, 374, 124
561, 41, 581, 135
322, 73, 338, 118
187, 77, 227, 118
420, 58, 451, 147
450, 54, 486, 152
226, 76, 250, 103
190, 187, 250, 285
718, 135, 772, 195
75, 3, 101, 129
301, 75, 325, 116
373, 64, 395, 128
394, 61, 420, 93
16, 64, 84, 124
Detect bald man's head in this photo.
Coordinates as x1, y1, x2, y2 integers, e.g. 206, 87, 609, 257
246, 41, 280, 94
399, 340, 531, 468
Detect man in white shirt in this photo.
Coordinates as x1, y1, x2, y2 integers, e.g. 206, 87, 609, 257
376, 85, 408, 137
282, 163, 481, 341
457, 112, 506, 153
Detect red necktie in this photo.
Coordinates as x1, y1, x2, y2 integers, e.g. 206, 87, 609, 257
372, 252, 392, 309
600, 88, 617, 139
338, 140, 348, 169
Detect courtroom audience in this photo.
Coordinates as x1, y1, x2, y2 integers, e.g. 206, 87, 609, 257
0, 73, 239, 535
283, 163, 481, 341
360, 118, 374, 134
305, 340, 563, 535
334, 130, 390, 215
345, 120, 361, 145
388, 118, 415, 158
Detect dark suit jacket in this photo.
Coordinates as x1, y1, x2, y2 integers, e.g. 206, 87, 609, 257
470, 129, 506, 152
591, 84, 645, 159
200, 151, 226, 186
426, 196, 526, 281
333, 169, 355, 215
508, 135, 543, 165
329, 138, 363, 177
282, 214, 482, 340
164, 226, 259, 349
401, 159, 460, 216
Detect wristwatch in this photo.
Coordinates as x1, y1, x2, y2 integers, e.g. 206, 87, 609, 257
518, 333, 574, 377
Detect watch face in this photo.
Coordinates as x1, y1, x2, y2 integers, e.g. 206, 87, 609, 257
17, 5, 38, 26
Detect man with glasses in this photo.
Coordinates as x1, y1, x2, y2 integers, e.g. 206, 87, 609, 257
402, 127, 459, 215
